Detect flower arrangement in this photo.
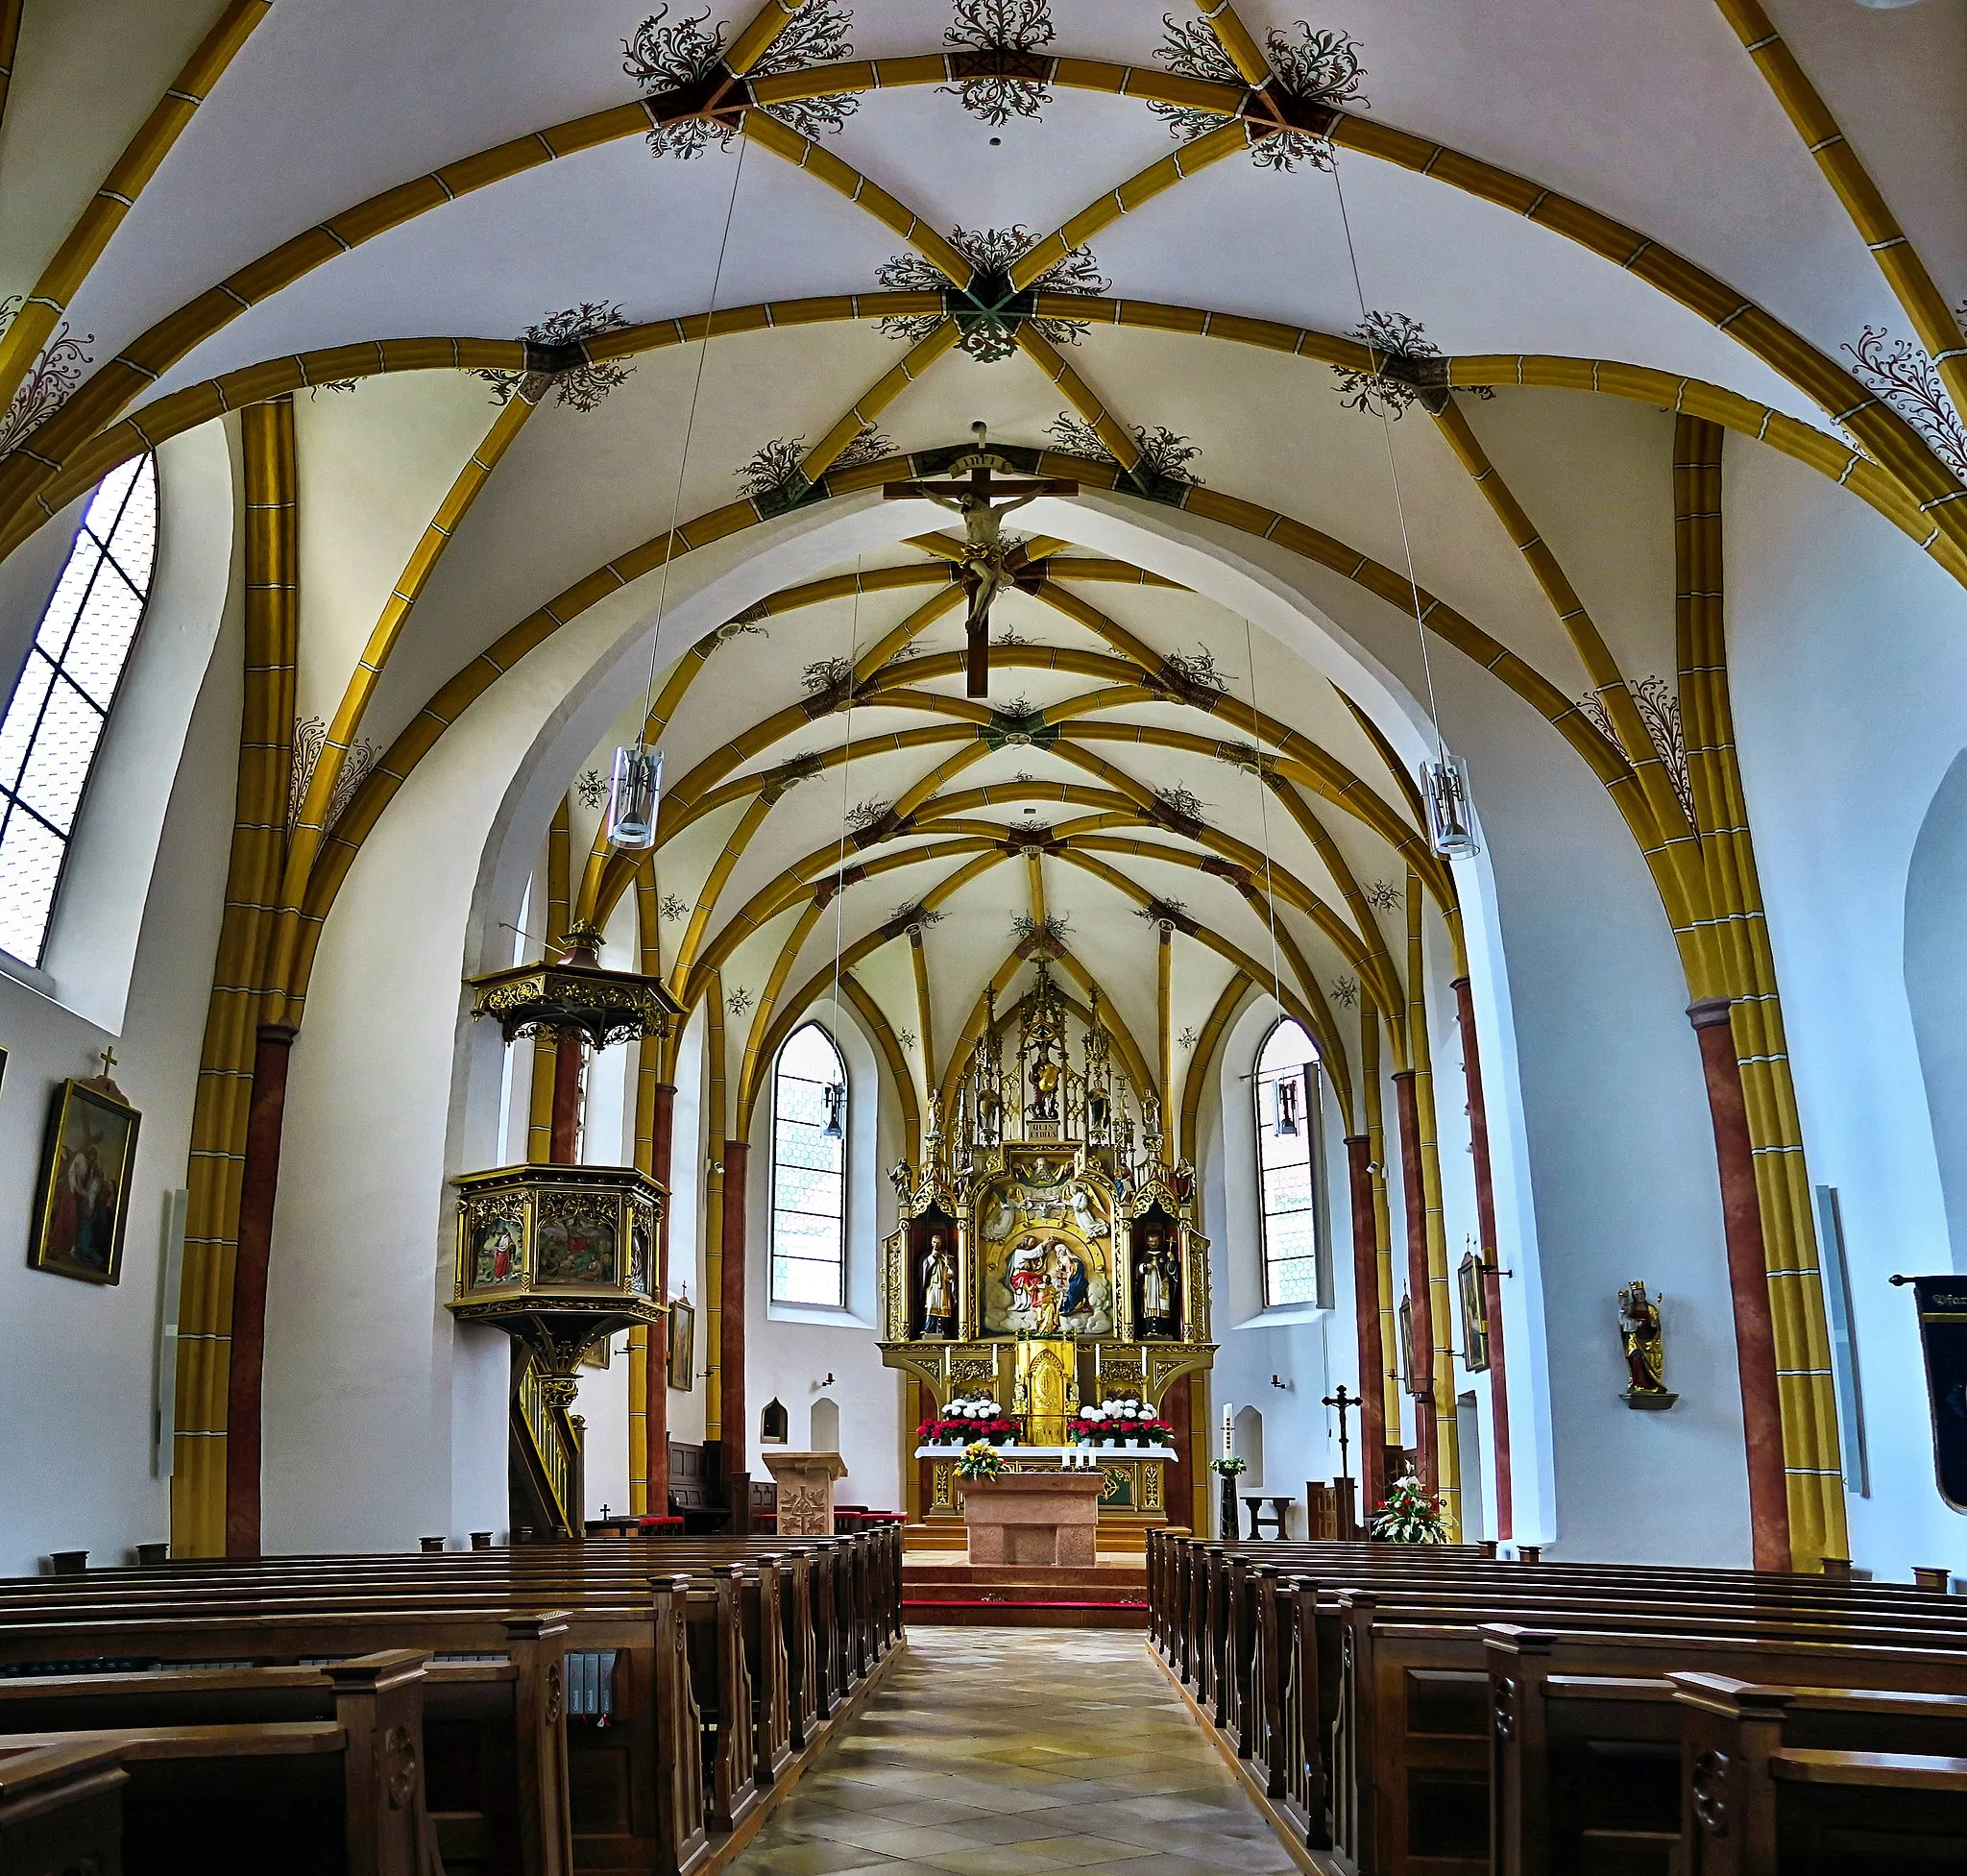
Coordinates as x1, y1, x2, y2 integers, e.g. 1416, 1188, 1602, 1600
955, 1440, 1005, 1481
1070, 1396, 1176, 1447
1208, 1455, 1249, 1478
1371, 1469, 1449, 1545
914, 1396, 1021, 1447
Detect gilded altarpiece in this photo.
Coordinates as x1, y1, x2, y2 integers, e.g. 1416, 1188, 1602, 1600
880, 968, 1215, 1534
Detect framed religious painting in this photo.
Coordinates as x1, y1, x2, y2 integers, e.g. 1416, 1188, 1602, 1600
32, 1079, 140, 1284
1457, 1252, 1491, 1373
667, 1295, 695, 1392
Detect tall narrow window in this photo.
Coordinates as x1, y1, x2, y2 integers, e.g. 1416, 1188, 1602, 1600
769, 1023, 847, 1305
0, 455, 158, 964
1254, 1018, 1321, 1306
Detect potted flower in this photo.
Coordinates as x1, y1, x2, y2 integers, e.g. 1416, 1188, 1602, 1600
955, 1440, 1004, 1481
1371, 1469, 1449, 1545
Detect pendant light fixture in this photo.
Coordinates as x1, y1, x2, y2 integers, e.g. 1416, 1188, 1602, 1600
822, 1082, 845, 1140
1332, 165, 1479, 861
607, 136, 748, 852
1421, 753, 1478, 859
604, 741, 662, 850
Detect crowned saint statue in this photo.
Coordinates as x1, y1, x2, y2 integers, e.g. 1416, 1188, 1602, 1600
1618, 1279, 1668, 1397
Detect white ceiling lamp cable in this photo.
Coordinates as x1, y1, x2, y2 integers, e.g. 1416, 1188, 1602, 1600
1329, 160, 1477, 860
1238, 614, 1291, 1028
604, 137, 752, 851
826, 561, 864, 1077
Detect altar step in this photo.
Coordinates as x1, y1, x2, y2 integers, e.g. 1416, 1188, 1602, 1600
902, 1561, 1149, 1629
903, 1517, 1156, 1556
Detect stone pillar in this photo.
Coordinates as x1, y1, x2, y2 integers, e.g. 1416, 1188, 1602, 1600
645, 1081, 677, 1516
226, 1020, 298, 1558
1344, 1134, 1388, 1522
1392, 1069, 1434, 1495
720, 1138, 750, 1534
1450, 976, 1513, 1541
1688, 997, 1790, 1571
763, 1451, 849, 1535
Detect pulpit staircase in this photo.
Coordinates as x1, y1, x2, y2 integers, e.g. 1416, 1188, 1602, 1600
510, 1347, 584, 1540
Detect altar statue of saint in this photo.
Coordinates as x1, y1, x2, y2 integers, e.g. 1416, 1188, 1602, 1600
1031, 1053, 1062, 1122
1136, 1226, 1179, 1338
1618, 1279, 1667, 1395
919, 1231, 957, 1338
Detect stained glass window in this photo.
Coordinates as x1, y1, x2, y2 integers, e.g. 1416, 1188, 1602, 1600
0, 455, 158, 964
770, 1023, 847, 1306
1255, 1018, 1321, 1306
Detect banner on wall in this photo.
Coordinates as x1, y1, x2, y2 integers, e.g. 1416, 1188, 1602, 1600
1898, 1276, 1967, 1513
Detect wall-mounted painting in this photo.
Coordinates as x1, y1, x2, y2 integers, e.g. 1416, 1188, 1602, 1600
33, 1079, 139, 1284
667, 1295, 695, 1392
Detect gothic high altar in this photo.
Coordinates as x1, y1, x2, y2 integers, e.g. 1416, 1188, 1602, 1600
880, 965, 1215, 1544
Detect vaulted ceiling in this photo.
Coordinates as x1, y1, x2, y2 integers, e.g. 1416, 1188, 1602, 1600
2, 0, 1961, 1146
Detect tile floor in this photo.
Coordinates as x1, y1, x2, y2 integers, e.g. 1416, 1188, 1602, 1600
726, 1629, 1299, 1875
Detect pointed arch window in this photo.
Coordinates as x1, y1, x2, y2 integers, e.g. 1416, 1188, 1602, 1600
0, 455, 158, 964
769, 1023, 848, 1306
1254, 1017, 1322, 1306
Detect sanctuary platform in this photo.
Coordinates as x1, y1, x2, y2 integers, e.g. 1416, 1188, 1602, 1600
901, 1556, 1150, 1628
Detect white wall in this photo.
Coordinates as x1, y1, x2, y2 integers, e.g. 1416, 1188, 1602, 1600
1445, 642, 1753, 1565
743, 995, 905, 1514
1727, 437, 1967, 1580
0, 433, 240, 1574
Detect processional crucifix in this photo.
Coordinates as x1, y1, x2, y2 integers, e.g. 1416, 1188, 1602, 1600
885, 423, 1078, 698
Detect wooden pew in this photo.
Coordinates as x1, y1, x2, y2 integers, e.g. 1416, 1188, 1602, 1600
1148, 1534, 1967, 1876
1673, 1673, 1967, 1874
0, 1737, 125, 1875
0, 1650, 435, 1876
0, 1530, 900, 1876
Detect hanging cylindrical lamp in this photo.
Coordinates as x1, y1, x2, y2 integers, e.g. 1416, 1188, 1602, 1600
604, 742, 663, 850
1422, 753, 1479, 859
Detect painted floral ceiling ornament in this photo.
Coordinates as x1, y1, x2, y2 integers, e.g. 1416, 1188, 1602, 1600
876, 225, 1109, 360
1151, 14, 1369, 173
1046, 413, 1204, 490
1841, 314, 1967, 480
0, 296, 95, 460
942, 0, 1056, 127
659, 893, 689, 923
736, 423, 893, 499
625, 0, 857, 158
473, 302, 635, 411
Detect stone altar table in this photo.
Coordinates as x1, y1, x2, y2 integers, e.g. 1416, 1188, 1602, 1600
762, 1450, 849, 1536
958, 1471, 1106, 1566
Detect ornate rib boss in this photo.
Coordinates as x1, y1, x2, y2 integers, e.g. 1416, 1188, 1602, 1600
885, 964, 1215, 1529
447, 921, 682, 1381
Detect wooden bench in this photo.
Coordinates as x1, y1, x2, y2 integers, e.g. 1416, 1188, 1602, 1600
0, 1649, 436, 1876
0, 1530, 901, 1876
1145, 1533, 1967, 1876
0, 1736, 125, 1875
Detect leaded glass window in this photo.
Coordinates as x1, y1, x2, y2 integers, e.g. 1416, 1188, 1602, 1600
769, 1023, 847, 1306
1254, 1018, 1320, 1306
0, 455, 158, 964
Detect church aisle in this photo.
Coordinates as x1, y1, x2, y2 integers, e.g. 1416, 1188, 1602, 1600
727, 1629, 1299, 1875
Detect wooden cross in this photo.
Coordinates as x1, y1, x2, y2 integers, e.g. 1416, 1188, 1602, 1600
1322, 1383, 1359, 1488
886, 424, 1078, 697
98, 1048, 118, 1081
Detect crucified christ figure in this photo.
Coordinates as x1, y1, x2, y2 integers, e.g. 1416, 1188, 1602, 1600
886, 423, 1078, 696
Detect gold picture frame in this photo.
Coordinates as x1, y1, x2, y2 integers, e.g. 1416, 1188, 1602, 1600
33, 1079, 140, 1285
1458, 1252, 1491, 1373
667, 1296, 695, 1392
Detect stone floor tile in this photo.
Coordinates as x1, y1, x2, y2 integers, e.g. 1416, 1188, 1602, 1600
725, 1631, 1291, 1876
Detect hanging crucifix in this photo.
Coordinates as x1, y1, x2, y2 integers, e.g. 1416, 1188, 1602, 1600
886, 423, 1078, 698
